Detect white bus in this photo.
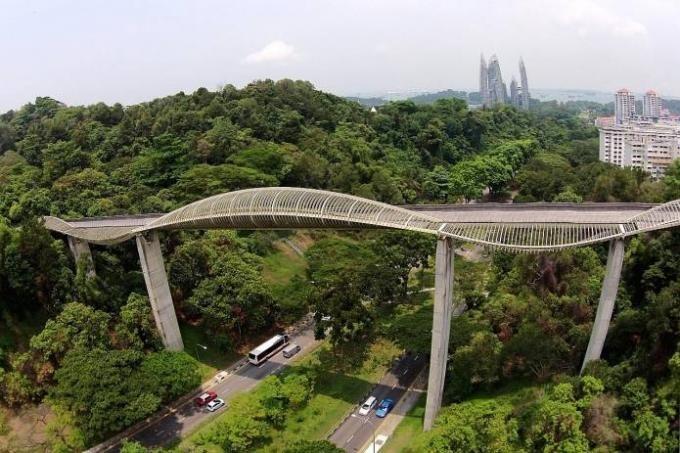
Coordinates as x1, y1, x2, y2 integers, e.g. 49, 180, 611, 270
248, 334, 289, 365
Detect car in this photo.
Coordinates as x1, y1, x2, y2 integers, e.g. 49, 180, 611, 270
213, 371, 229, 384
194, 391, 218, 407
358, 396, 377, 416
375, 398, 394, 418
282, 343, 301, 358
206, 398, 226, 412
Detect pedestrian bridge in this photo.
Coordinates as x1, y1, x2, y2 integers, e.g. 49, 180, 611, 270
43, 187, 680, 431
44, 187, 680, 252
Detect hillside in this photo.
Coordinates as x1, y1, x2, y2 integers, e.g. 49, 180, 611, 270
0, 80, 677, 451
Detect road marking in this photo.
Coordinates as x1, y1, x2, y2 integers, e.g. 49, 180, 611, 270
347, 434, 354, 443
402, 369, 408, 376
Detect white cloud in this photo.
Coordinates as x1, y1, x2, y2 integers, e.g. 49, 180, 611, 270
556, 0, 647, 37
244, 40, 298, 64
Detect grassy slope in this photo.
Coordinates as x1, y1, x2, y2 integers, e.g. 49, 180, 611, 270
382, 395, 426, 453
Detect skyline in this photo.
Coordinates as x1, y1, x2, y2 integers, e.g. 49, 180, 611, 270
2, 0, 680, 111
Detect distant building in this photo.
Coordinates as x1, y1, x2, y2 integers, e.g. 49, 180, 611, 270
479, 54, 530, 109
519, 58, 530, 110
487, 55, 507, 106
615, 88, 636, 124
643, 90, 662, 118
510, 78, 520, 108
479, 54, 489, 107
599, 118, 680, 178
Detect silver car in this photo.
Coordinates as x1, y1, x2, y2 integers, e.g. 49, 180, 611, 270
206, 398, 226, 412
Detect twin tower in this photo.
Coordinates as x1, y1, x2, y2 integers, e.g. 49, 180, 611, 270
479, 54, 530, 110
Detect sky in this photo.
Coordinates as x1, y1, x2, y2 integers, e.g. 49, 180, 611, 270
1, 0, 679, 111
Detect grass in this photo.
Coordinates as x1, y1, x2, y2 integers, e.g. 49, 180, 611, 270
179, 322, 241, 381
261, 241, 307, 287
179, 338, 402, 452
263, 339, 401, 451
382, 394, 426, 453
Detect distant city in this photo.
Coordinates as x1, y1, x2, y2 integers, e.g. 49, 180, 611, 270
478, 54, 530, 109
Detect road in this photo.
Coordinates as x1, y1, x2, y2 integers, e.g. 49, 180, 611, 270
107, 325, 319, 451
329, 353, 427, 452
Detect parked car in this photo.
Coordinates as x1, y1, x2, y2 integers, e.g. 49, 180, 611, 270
213, 371, 228, 384
206, 398, 226, 412
375, 398, 394, 418
358, 396, 377, 416
194, 391, 218, 407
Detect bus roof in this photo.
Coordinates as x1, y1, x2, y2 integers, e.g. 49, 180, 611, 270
250, 335, 284, 355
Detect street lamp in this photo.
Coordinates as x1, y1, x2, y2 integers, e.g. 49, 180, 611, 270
195, 343, 208, 361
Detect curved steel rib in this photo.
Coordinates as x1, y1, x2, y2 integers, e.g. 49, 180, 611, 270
43, 187, 680, 252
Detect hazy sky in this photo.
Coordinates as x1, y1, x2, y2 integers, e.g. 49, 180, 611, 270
1, 0, 679, 111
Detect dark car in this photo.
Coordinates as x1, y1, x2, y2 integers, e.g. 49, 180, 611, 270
194, 391, 218, 407
375, 398, 394, 418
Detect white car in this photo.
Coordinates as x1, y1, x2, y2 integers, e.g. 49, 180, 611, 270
213, 371, 228, 384
206, 398, 226, 412
358, 396, 377, 416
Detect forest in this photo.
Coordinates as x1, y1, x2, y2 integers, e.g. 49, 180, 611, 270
0, 79, 677, 452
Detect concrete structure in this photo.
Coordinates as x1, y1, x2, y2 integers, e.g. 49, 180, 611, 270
136, 232, 183, 351
424, 236, 455, 431
643, 90, 662, 119
67, 236, 95, 277
44, 187, 680, 431
615, 88, 636, 124
599, 119, 680, 178
487, 55, 507, 106
580, 239, 625, 374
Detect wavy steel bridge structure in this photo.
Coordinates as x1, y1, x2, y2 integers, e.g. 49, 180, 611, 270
44, 187, 680, 431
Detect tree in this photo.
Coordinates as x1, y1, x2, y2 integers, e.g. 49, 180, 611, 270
283, 440, 344, 453
115, 293, 161, 350
30, 302, 111, 367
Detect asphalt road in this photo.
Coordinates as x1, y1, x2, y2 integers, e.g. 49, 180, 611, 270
328, 353, 427, 452
108, 325, 319, 451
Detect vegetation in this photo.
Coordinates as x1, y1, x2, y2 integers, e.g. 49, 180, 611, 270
0, 80, 677, 450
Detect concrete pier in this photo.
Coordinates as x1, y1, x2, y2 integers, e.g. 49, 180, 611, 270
68, 236, 95, 277
424, 236, 455, 431
581, 238, 625, 374
136, 232, 184, 351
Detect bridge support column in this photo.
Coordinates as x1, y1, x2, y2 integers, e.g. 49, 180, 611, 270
136, 232, 184, 352
67, 236, 95, 277
424, 236, 455, 431
581, 238, 625, 374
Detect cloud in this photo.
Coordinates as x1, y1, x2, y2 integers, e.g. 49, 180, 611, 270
244, 40, 298, 64
556, 0, 647, 37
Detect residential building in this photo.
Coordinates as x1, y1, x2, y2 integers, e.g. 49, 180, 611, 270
615, 88, 635, 124
479, 54, 530, 109
599, 119, 680, 178
643, 90, 662, 118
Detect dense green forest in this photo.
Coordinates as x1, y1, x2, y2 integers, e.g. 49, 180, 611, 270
0, 80, 678, 451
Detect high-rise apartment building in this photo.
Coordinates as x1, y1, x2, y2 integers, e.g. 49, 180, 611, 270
599, 119, 680, 178
643, 90, 662, 118
615, 88, 636, 124
519, 58, 530, 110
510, 78, 520, 108
479, 54, 530, 109
479, 55, 489, 107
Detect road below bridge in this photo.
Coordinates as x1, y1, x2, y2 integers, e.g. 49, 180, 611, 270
329, 353, 427, 452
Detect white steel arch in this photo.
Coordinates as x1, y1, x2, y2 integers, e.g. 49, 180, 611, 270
43, 187, 680, 252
